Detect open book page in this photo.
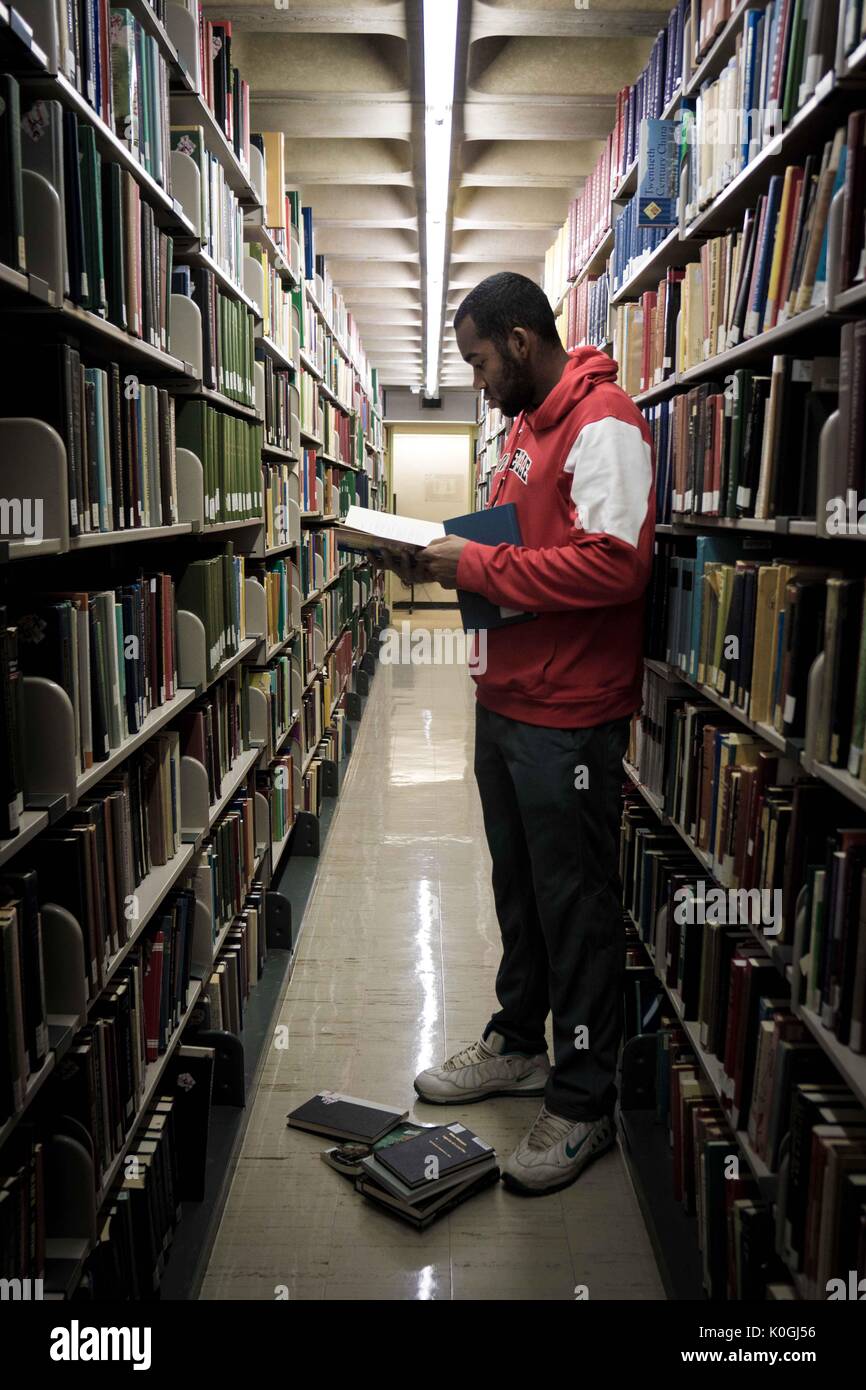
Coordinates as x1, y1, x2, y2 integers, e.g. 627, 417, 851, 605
336, 505, 446, 554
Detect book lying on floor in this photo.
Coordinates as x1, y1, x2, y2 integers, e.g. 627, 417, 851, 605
356, 1164, 501, 1230
358, 1122, 496, 1206
321, 1121, 433, 1177
287, 1092, 408, 1142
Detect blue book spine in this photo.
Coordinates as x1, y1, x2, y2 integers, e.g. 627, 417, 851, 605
813, 146, 848, 302
741, 10, 761, 170
745, 174, 782, 339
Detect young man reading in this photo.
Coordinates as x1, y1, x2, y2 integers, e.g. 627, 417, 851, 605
409, 272, 655, 1195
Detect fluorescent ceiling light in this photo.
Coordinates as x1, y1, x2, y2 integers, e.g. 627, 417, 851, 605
423, 0, 458, 398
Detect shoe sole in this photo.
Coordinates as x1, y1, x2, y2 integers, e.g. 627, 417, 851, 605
500, 1131, 616, 1197
413, 1080, 547, 1106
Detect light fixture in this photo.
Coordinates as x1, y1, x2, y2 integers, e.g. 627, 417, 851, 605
423, 0, 458, 399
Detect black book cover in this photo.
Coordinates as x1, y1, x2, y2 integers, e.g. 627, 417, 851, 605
287, 1092, 406, 1142
738, 376, 770, 514
0, 74, 26, 274
782, 579, 828, 739
1, 869, 47, 1072
164, 1045, 215, 1201
375, 1122, 492, 1189
62, 107, 87, 303
357, 1164, 500, 1230
829, 578, 863, 768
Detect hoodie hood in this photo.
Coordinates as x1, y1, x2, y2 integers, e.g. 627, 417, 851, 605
528, 347, 619, 432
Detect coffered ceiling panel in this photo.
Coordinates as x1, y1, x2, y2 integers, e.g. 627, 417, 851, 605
214, 0, 667, 389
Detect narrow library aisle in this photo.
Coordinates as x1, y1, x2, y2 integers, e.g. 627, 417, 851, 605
200, 613, 663, 1302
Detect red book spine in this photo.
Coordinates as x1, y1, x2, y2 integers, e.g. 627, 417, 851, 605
143, 932, 165, 1064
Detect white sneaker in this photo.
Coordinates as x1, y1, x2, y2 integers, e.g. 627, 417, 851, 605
501, 1105, 615, 1195
413, 1030, 549, 1104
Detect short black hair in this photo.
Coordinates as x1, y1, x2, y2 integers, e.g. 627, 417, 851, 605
453, 272, 560, 350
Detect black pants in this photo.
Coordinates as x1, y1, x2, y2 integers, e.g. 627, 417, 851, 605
474, 703, 629, 1122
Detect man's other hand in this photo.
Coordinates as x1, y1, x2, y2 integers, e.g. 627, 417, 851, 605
417, 535, 469, 588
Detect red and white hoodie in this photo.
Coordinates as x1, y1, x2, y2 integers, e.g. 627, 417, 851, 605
456, 347, 655, 729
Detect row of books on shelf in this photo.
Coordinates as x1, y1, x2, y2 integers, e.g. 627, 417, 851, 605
193, 790, 259, 940
180, 8, 252, 177
649, 540, 866, 769
544, 27, 865, 335
298, 370, 321, 440
611, 194, 673, 297
48, 2, 172, 189
263, 462, 298, 551
250, 654, 294, 762
176, 397, 263, 526
643, 1007, 866, 1300
171, 265, 256, 407
176, 543, 246, 681
645, 351, 846, 525
171, 123, 246, 281
259, 357, 296, 454
623, 816, 866, 1297
612, 119, 863, 392
3, 73, 175, 338
88, 1058, 210, 1299
321, 401, 352, 464
557, 273, 610, 353
0, 545, 373, 842
258, 755, 295, 849
644, 1014, 786, 1300
301, 449, 334, 516
179, 669, 250, 810
628, 665, 866, 1058
257, 557, 294, 653
10, 568, 178, 788
542, 1, 688, 301
546, 145, 614, 301
248, 241, 296, 357
613, 3, 686, 183
299, 530, 340, 600
682, 2, 846, 224
0, 695, 284, 1129
3, 343, 179, 537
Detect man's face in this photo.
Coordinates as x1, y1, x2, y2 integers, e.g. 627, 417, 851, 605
456, 316, 536, 417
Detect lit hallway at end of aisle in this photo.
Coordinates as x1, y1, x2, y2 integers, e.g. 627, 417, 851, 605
201, 611, 665, 1301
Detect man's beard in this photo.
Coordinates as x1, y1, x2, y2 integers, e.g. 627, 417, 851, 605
495, 350, 536, 417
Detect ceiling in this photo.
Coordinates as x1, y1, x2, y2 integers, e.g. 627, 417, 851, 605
209, 1, 670, 389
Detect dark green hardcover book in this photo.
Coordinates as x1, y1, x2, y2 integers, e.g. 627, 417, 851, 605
102, 160, 127, 329
0, 74, 27, 273
77, 122, 106, 316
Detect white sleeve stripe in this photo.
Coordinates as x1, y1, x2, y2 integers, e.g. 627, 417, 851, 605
562, 416, 652, 550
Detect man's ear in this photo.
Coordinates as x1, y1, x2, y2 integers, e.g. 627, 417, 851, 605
510, 326, 532, 360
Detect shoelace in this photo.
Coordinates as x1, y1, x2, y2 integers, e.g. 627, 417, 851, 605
527, 1106, 579, 1151
442, 1039, 492, 1072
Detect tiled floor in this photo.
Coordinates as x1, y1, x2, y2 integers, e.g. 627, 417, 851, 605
200, 610, 665, 1301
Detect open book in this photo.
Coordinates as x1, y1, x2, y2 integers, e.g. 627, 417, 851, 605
337, 503, 535, 631
336, 505, 444, 554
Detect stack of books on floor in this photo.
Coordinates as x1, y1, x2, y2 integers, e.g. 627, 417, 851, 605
288, 1092, 499, 1229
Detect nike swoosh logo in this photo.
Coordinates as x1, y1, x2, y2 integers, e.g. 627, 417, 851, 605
565, 1137, 586, 1159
